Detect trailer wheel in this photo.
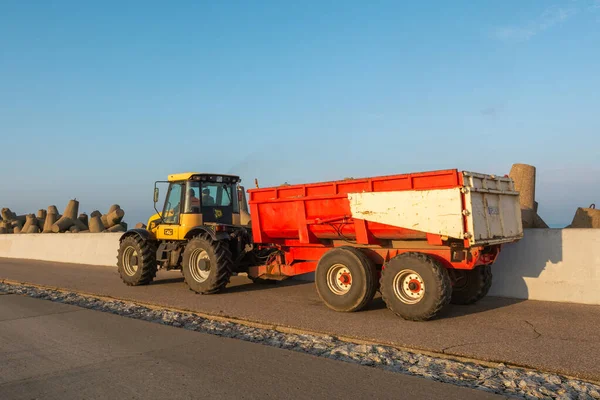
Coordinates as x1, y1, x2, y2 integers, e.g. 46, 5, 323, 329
449, 265, 492, 305
117, 235, 157, 286
181, 234, 233, 294
380, 252, 451, 321
315, 247, 378, 312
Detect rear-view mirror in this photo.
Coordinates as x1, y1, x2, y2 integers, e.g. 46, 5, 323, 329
153, 187, 159, 203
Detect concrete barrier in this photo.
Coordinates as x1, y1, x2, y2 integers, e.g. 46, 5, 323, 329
0, 228, 599, 305
489, 228, 600, 305
0, 233, 122, 267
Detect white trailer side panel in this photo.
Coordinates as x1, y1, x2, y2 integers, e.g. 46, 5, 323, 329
348, 188, 465, 239
348, 171, 524, 246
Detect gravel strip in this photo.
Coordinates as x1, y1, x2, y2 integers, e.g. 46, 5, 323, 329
2, 282, 599, 400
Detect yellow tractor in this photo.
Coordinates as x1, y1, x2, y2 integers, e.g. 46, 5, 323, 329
116, 172, 254, 294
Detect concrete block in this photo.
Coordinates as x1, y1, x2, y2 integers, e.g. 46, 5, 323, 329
109, 204, 121, 213
13, 226, 21, 234
509, 163, 536, 209
37, 209, 47, 219
21, 214, 38, 233
90, 210, 102, 218
52, 217, 75, 233
11, 220, 23, 230
73, 217, 88, 231
521, 209, 536, 229
1, 208, 17, 221
533, 213, 549, 229
89, 215, 105, 233
103, 208, 125, 228
567, 206, 600, 229
0, 227, 6, 234
27, 225, 41, 234
47, 205, 59, 215
62, 200, 79, 221
78, 213, 89, 227
43, 213, 58, 233
134, 223, 147, 229
105, 224, 126, 233
69, 225, 81, 233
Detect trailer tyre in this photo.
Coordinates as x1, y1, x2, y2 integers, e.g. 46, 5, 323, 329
117, 235, 157, 286
182, 234, 233, 294
449, 265, 492, 305
315, 247, 378, 312
380, 252, 451, 321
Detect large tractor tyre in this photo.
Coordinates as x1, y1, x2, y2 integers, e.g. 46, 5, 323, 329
117, 235, 158, 286
380, 252, 452, 321
449, 265, 492, 305
315, 246, 378, 312
181, 234, 233, 294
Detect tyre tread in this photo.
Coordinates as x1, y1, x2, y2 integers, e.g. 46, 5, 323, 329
380, 252, 451, 321
117, 235, 157, 286
182, 233, 233, 294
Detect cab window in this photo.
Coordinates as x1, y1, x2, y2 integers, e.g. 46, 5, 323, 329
163, 183, 183, 223
184, 182, 201, 213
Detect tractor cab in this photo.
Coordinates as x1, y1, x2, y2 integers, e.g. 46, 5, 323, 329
149, 172, 249, 241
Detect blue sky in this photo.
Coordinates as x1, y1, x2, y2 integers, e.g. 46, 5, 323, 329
1, 0, 599, 226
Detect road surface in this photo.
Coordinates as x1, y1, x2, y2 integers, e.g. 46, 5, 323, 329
1, 258, 600, 381
0, 294, 503, 399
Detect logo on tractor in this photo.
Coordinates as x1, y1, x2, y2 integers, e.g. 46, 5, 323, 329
214, 209, 223, 219
164, 228, 173, 236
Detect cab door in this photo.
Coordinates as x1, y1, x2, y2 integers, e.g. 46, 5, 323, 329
156, 182, 183, 240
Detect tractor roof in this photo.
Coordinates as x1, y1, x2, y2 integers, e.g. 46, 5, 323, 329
167, 172, 241, 182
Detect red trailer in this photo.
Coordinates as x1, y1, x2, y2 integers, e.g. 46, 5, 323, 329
246, 169, 523, 321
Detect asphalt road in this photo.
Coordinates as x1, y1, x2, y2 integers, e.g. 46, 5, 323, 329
1, 258, 600, 382
0, 294, 505, 400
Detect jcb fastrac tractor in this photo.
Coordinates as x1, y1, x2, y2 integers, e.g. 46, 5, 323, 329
116, 172, 256, 294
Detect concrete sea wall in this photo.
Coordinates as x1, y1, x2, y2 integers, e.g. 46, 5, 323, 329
0, 229, 598, 305
0, 233, 122, 267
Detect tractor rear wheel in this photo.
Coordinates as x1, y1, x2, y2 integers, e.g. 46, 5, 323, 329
181, 234, 233, 294
449, 265, 492, 305
315, 246, 378, 312
380, 252, 451, 321
117, 235, 157, 286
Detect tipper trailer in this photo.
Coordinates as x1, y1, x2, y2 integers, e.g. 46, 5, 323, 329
117, 169, 523, 321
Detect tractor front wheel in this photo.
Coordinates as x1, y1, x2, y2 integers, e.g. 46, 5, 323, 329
181, 234, 233, 294
117, 235, 157, 286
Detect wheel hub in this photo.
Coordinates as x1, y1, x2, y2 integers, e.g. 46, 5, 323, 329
339, 272, 352, 286
189, 249, 211, 283
122, 246, 139, 277
393, 269, 425, 304
327, 264, 352, 295
408, 279, 421, 292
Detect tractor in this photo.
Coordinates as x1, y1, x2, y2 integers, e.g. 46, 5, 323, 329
116, 172, 256, 294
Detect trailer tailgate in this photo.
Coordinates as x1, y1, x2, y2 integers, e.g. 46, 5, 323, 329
462, 171, 523, 245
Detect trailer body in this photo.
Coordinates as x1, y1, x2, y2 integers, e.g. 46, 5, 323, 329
247, 169, 522, 278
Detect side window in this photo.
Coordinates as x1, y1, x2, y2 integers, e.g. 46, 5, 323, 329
163, 183, 183, 223
185, 182, 201, 213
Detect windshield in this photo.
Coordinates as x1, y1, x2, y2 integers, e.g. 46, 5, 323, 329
185, 181, 239, 213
